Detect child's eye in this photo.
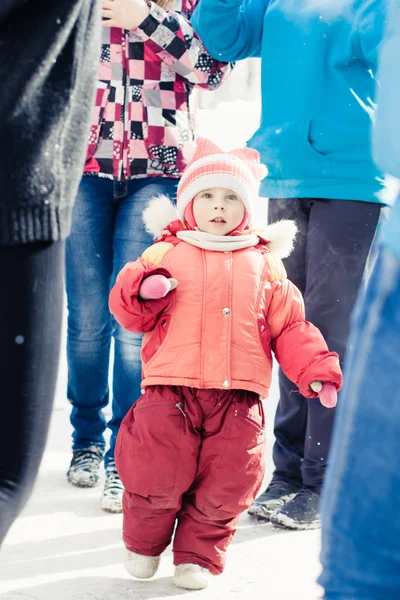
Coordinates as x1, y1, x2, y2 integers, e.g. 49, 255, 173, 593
227, 194, 238, 201
203, 193, 212, 199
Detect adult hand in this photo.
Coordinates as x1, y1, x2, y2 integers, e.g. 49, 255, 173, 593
102, 0, 151, 30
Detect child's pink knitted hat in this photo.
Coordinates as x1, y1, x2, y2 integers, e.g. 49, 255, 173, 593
177, 138, 267, 224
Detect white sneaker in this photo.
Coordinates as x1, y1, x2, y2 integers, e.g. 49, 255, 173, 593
173, 563, 213, 590
124, 549, 160, 579
100, 462, 123, 513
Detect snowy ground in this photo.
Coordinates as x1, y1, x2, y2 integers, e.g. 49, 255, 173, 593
0, 84, 323, 600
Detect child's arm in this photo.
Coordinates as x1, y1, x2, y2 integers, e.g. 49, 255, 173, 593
191, 0, 269, 62
266, 278, 343, 400
109, 258, 177, 334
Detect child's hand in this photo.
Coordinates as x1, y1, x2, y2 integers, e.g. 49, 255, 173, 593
102, 0, 150, 30
139, 274, 178, 300
310, 381, 337, 408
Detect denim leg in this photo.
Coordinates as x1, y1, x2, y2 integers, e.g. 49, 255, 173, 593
66, 177, 116, 452
320, 248, 400, 599
106, 177, 178, 466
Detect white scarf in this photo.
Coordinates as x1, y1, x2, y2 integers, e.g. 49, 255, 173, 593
176, 229, 260, 251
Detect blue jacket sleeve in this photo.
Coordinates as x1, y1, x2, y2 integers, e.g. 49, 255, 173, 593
191, 0, 269, 61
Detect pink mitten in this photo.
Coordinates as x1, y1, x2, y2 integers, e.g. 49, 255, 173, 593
310, 381, 337, 408
139, 274, 178, 300
319, 382, 338, 408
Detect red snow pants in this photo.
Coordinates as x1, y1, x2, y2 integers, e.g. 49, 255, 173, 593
115, 385, 266, 575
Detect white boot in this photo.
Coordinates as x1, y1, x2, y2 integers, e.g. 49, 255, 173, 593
124, 549, 160, 579
173, 563, 213, 590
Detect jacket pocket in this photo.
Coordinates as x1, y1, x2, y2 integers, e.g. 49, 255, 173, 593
234, 399, 265, 437
258, 319, 272, 361
141, 314, 171, 364
231, 344, 255, 382
249, 119, 333, 179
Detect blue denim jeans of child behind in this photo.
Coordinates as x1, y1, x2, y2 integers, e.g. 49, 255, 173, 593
66, 176, 178, 467
319, 247, 400, 599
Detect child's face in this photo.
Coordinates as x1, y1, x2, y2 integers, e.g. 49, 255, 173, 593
192, 188, 246, 236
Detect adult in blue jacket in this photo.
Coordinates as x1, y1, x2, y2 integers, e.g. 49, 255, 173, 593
320, 3, 400, 596
192, 0, 387, 529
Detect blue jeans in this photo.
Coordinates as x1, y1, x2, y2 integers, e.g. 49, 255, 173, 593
319, 246, 400, 599
66, 176, 178, 466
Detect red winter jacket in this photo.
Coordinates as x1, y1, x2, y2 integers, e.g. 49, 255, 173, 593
109, 228, 343, 399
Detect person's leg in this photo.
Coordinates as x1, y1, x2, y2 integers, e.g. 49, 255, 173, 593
301, 199, 381, 489
107, 177, 178, 466
65, 176, 116, 485
269, 199, 309, 483
270, 199, 381, 530
320, 247, 400, 600
115, 386, 200, 578
249, 198, 308, 520
0, 241, 64, 544
173, 389, 266, 582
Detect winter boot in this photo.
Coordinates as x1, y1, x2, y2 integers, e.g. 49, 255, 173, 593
248, 478, 301, 521
173, 564, 213, 590
100, 460, 124, 513
67, 446, 104, 488
124, 549, 160, 579
270, 486, 321, 530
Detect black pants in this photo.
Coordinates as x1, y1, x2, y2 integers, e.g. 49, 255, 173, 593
0, 241, 64, 543
268, 198, 381, 490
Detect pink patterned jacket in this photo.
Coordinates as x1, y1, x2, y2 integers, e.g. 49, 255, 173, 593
84, 0, 231, 181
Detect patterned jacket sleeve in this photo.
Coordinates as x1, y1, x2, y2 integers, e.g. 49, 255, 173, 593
134, 2, 232, 89
109, 258, 176, 334
266, 277, 343, 399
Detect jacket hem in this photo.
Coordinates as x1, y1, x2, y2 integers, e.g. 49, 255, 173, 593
261, 179, 386, 205
83, 171, 180, 181
141, 376, 270, 399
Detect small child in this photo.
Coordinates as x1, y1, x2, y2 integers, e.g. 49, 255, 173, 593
109, 138, 342, 590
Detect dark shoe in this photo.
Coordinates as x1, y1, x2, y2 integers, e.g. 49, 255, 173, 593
248, 479, 301, 522
67, 446, 104, 488
100, 461, 124, 513
270, 487, 321, 530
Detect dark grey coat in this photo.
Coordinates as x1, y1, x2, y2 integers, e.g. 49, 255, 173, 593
0, 0, 101, 245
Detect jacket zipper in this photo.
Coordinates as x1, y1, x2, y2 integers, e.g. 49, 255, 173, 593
120, 29, 129, 181
175, 402, 187, 419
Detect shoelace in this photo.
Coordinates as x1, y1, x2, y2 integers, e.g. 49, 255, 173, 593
104, 464, 124, 494
71, 449, 102, 471
265, 480, 297, 498
288, 487, 318, 509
